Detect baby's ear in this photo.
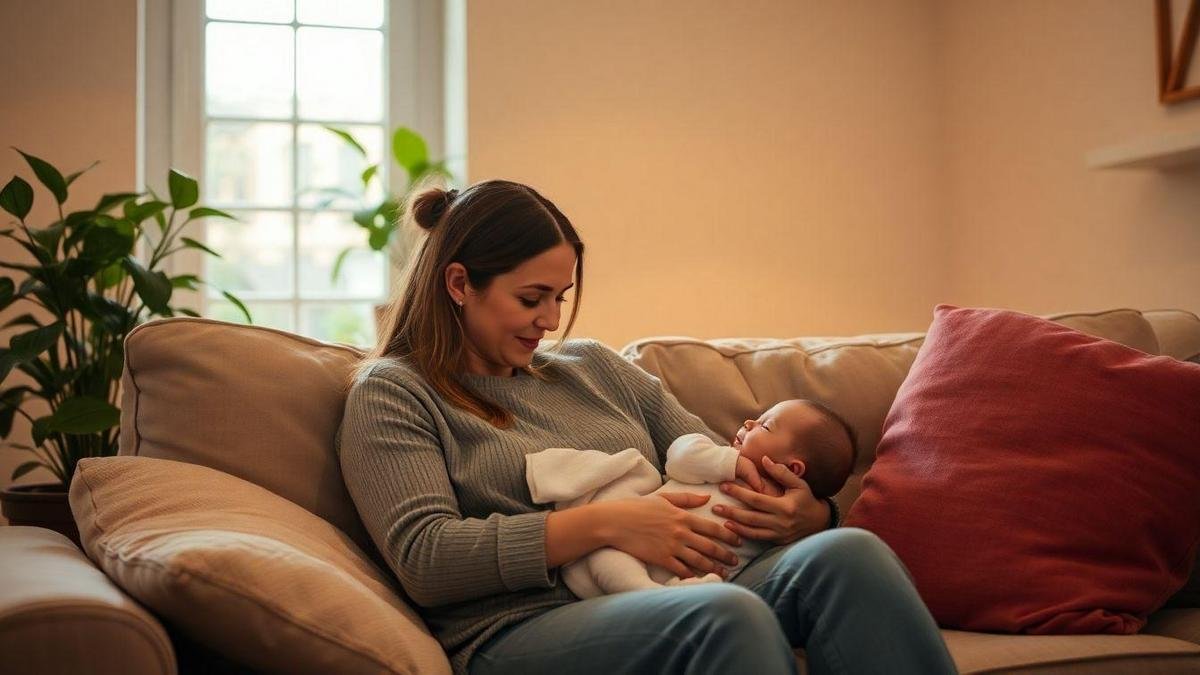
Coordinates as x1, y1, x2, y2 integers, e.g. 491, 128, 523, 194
788, 460, 806, 477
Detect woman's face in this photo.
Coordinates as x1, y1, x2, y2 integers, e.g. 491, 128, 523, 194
457, 242, 577, 377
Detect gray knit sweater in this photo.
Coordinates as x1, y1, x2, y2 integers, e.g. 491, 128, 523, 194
335, 339, 722, 674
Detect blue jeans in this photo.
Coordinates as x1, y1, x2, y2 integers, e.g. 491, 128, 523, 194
469, 528, 957, 675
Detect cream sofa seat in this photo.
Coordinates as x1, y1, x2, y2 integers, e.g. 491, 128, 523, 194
2, 308, 1196, 674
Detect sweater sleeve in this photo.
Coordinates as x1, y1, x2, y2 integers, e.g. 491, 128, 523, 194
337, 369, 554, 608
585, 341, 723, 467
664, 433, 739, 484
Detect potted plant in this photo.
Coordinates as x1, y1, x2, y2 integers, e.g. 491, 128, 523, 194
0, 149, 248, 544
319, 126, 455, 331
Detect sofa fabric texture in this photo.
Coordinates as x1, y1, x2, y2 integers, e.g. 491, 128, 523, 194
67, 308, 1200, 674
0, 526, 175, 675
845, 305, 1200, 634
118, 318, 376, 563
68, 454, 450, 675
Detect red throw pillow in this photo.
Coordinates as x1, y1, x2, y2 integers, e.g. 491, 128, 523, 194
845, 305, 1200, 634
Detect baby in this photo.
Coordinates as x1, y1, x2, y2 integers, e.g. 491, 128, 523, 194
525, 399, 857, 599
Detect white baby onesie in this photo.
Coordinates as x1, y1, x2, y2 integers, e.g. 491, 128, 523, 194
525, 433, 771, 599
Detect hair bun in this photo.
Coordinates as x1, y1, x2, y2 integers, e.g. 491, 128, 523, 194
412, 188, 460, 231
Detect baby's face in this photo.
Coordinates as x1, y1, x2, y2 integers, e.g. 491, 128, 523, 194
732, 400, 821, 476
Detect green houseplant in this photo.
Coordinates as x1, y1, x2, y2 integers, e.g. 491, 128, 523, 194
0, 149, 248, 542
321, 125, 454, 284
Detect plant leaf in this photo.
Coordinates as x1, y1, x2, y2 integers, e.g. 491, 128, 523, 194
0, 176, 34, 220
0, 386, 35, 437
124, 199, 169, 223
391, 128, 429, 181
122, 257, 172, 314
43, 395, 121, 434
15, 149, 68, 204
81, 223, 135, 262
177, 307, 201, 317
180, 236, 221, 258
186, 206, 236, 222
0, 277, 13, 312
221, 290, 252, 323
95, 261, 126, 290
30, 416, 51, 447
28, 222, 65, 258
168, 169, 199, 209
325, 125, 368, 158
361, 164, 379, 187
2, 313, 42, 329
11, 461, 43, 481
7, 322, 64, 362
170, 274, 200, 290
368, 225, 389, 250
330, 247, 354, 283
95, 191, 140, 213
65, 160, 100, 187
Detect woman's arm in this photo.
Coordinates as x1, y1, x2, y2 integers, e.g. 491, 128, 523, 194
544, 502, 608, 567
338, 371, 555, 608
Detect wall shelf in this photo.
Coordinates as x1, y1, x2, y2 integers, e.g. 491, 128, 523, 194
1085, 130, 1200, 170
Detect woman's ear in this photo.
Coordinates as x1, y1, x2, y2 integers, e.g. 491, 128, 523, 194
444, 262, 469, 305
788, 460, 806, 477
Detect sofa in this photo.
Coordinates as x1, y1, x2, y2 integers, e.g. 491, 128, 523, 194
2, 307, 1199, 674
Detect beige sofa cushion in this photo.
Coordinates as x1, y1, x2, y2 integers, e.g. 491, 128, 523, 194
119, 317, 374, 558
622, 308, 1160, 511
0, 526, 175, 675
1144, 309, 1200, 362
68, 455, 451, 675
941, 625, 1200, 674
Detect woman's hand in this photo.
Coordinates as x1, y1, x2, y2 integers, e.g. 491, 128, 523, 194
713, 456, 830, 545
599, 493, 743, 580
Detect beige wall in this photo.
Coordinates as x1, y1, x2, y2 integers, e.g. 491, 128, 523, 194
467, 0, 949, 348
3, 1, 1199, 497
941, 0, 1200, 316
0, 0, 138, 494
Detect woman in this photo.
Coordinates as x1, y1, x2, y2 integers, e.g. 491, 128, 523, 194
337, 180, 956, 675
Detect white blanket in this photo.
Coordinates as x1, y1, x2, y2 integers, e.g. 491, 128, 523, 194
526, 437, 769, 598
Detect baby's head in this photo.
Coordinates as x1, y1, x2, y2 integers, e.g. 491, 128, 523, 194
731, 399, 856, 499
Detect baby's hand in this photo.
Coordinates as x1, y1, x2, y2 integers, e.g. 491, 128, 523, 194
734, 455, 765, 493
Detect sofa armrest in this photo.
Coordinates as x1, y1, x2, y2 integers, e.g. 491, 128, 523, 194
0, 526, 175, 675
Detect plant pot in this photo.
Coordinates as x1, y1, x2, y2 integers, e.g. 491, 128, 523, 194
1, 482, 81, 549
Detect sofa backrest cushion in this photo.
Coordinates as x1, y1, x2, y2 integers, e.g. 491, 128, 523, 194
118, 318, 374, 556
621, 308, 1162, 512
1144, 309, 1200, 363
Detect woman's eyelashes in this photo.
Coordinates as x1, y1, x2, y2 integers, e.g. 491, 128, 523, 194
518, 295, 568, 308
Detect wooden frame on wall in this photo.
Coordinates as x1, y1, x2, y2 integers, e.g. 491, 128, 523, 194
1156, 0, 1200, 104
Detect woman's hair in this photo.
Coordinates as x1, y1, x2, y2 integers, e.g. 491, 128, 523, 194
358, 179, 584, 428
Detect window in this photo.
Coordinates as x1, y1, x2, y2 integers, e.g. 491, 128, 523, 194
141, 0, 464, 346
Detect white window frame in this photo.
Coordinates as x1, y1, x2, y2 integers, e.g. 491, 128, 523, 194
137, 0, 466, 333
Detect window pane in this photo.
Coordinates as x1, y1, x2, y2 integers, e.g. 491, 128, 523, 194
297, 124, 384, 209
206, 22, 294, 118
298, 212, 386, 298
207, 0, 293, 23
208, 300, 295, 332
206, 121, 293, 207
297, 0, 383, 28
205, 211, 295, 297
297, 27, 382, 121
300, 302, 375, 346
